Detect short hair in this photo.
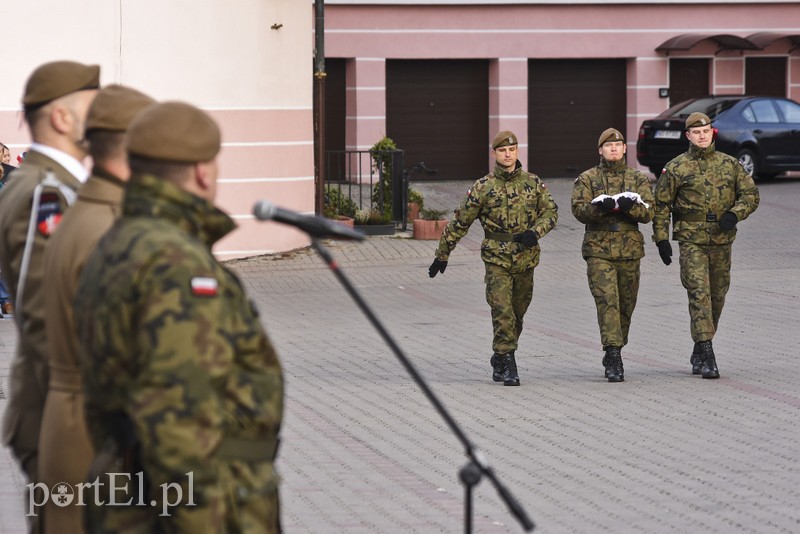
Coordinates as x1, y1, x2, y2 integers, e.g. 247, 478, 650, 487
128, 154, 193, 184
86, 130, 125, 163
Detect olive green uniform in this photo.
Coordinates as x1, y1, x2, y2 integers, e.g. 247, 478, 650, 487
0, 150, 80, 482
572, 158, 654, 348
75, 174, 284, 532
435, 163, 558, 354
653, 142, 759, 342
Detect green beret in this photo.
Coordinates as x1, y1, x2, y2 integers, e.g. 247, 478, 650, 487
126, 101, 221, 164
685, 112, 711, 130
22, 60, 100, 110
492, 130, 518, 150
598, 128, 624, 147
85, 85, 156, 134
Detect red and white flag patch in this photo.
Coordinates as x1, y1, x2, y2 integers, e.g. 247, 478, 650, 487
36, 192, 63, 237
191, 277, 218, 296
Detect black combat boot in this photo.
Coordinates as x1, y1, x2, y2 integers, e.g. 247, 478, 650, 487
606, 347, 624, 383
690, 342, 703, 375
501, 352, 520, 386
698, 340, 720, 379
490, 353, 505, 382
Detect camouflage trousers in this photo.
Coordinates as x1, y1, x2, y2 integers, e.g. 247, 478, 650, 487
679, 241, 732, 342
484, 263, 534, 354
585, 257, 641, 348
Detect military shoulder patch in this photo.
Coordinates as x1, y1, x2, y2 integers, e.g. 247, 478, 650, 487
36, 192, 63, 237
191, 277, 218, 296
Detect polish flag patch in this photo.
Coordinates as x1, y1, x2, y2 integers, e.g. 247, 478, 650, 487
191, 277, 218, 297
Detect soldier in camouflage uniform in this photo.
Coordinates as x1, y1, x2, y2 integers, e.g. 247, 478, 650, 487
428, 130, 558, 386
572, 128, 654, 382
653, 112, 759, 379
75, 102, 284, 532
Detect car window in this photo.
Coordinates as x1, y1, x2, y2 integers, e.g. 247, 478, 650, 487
657, 97, 741, 119
775, 99, 800, 123
747, 100, 780, 123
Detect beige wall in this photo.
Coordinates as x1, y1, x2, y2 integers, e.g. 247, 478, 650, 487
0, 0, 314, 258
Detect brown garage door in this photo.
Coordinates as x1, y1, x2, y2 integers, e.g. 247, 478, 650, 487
669, 58, 710, 106
387, 60, 489, 181
529, 59, 627, 178
746, 57, 786, 97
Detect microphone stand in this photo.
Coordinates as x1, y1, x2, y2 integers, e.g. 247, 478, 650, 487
310, 238, 535, 533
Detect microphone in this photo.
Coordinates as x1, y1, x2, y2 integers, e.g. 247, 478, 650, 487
252, 200, 365, 241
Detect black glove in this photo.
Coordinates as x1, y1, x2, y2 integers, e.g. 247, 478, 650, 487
428, 258, 448, 278
656, 240, 672, 266
512, 230, 538, 249
616, 196, 635, 212
719, 211, 738, 231
597, 197, 616, 213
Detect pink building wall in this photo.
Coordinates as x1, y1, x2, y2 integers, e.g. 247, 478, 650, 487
326, 2, 800, 172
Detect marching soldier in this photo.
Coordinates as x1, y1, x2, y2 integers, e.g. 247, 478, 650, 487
428, 130, 558, 386
571, 128, 654, 382
75, 102, 284, 531
653, 112, 759, 378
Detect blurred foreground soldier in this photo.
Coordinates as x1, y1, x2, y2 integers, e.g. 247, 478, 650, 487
0, 60, 98, 500
75, 102, 284, 532
653, 112, 759, 379
571, 128, 654, 382
428, 130, 558, 386
40, 84, 155, 534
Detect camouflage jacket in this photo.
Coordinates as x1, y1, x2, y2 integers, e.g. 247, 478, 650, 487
435, 163, 558, 273
571, 158, 654, 260
653, 143, 759, 245
75, 174, 283, 525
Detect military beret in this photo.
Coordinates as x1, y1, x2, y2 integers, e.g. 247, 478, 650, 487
22, 60, 100, 110
126, 101, 221, 164
598, 128, 624, 147
492, 130, 518, 150
85, 85, 156, 134
685, 112, 711, 130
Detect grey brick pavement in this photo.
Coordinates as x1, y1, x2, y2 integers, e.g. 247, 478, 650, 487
1, 176, 800, 533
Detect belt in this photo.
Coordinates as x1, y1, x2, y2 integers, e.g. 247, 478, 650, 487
216, 435, 280, 462
674, 212, 719, 222
48, 362, 82, 393
484, 231, 517, 242
585, 222, 638, 232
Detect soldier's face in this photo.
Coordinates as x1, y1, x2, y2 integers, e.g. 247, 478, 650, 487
492, 144, 518, 171
599, 140, 625, 162
686, 125, 713, 148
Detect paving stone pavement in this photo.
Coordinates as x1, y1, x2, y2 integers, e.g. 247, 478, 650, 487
1, 176, 800, 533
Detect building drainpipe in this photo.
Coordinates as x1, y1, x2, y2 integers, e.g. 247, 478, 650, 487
313, 0, 326, 216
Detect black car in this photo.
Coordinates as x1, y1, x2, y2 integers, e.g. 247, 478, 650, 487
636, 95, 800, 179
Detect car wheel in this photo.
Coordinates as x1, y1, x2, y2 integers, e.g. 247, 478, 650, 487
737, 149, 757, 177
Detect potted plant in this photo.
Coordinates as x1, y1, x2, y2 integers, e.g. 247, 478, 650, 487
323, 186, 357, 228
354, 209, 395, 236
413, 208, 448, 240
407, 188, 424, 222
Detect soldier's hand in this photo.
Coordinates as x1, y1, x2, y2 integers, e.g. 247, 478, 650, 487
656, 240, 672, 265
429, 258, 448, 278
719, 211, 738, 231
617, 196, 635, 212
597, 197, 616, 213
512, 230, 538, 249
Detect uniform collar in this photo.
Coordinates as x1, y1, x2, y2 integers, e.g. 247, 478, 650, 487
600, 156, 627, 172
494, 160, 523, 181
689, 142, 716, 159
124, 173, 236, 246
29, 143, 89, 183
